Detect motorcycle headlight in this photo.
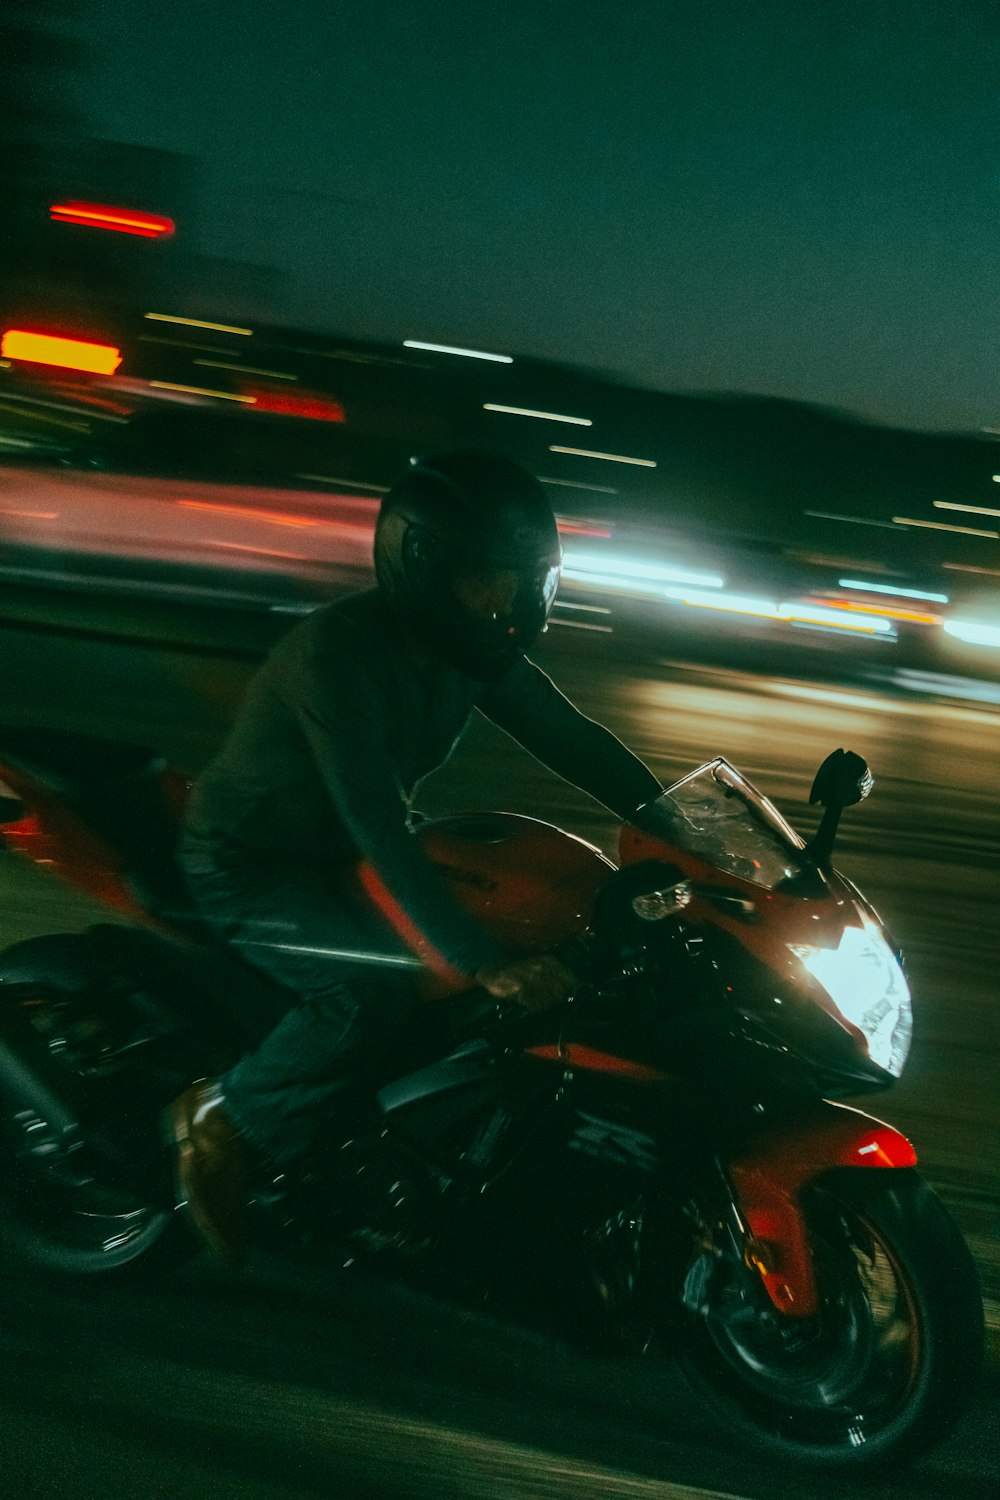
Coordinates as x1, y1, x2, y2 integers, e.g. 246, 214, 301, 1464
788, 914, 912, 1077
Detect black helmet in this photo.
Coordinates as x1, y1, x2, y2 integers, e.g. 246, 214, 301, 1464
374, 451, 561, 679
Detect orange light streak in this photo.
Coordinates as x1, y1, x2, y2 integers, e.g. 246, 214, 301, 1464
0, 330, 122, 375
811, 597, 942, 626
176, 500, 319, 528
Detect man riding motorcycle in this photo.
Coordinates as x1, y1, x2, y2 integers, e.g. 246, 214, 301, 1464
167, 451, 663, 1263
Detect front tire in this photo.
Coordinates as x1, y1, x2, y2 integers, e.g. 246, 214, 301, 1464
674, 1171, 984, 1467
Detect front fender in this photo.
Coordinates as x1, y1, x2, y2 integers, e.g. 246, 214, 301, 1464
725, 1100, 917, 1318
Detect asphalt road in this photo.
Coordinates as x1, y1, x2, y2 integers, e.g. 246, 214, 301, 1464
1, 605, 998, 1497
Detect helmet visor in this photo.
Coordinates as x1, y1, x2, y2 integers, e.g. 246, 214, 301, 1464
448, 562, 560, 676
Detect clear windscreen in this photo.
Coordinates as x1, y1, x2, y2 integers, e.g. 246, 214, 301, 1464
632, 758, 806, 889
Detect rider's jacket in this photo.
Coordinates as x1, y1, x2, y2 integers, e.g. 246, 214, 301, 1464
183, 589, 661, 980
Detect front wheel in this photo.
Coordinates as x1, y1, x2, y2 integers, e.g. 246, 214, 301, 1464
674, 1171, 984, 1467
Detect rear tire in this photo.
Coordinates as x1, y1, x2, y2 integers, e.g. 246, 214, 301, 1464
0, 938, 198, 1279
674, 1170, 984, 1467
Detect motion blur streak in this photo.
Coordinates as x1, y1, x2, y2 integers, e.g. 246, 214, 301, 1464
892, 516, 1000, 538
804, 510, 906, 530
539, 476, 620, 494
176, 500, 368, 531
483, 404, 593, 425
49, 201, 175, 237
944, 561, 1000, 578
561, 553, 724, 589
149, 381, 256, 403
837, 579, 949, 603
0, 331, 122, 375
813, 600, 941, 625
549, 446, 657, 467
195, 361, 299, 379
244, 941, 421, 969
402, 340, 513, 362
944, 620, 1000, 648
933, 501, 1000, 519
144, 313, 253, 335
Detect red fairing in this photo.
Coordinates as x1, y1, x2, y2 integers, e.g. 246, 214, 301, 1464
727, 1101, 918, 1318
407, 814, 614, 998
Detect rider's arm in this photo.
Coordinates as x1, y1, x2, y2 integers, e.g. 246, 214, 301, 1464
478, 656, 662, 819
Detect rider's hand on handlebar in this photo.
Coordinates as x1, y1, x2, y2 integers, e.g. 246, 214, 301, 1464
474, 953, 577, 1013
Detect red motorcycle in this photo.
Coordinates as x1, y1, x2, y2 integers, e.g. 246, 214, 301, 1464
0, 725, 984, 1467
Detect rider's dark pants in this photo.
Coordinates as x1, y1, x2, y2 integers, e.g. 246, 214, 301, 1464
179, 838, 419, 1166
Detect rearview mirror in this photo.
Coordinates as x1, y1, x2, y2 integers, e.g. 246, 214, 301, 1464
809, 749, 873, 810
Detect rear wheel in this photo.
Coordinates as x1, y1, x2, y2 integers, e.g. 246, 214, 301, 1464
0, 948, 197, 1278
674, 1171, 984, 1466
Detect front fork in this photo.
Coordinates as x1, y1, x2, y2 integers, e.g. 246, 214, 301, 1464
713, 1100, 917, 1318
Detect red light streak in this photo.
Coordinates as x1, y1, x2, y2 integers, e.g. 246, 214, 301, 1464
50, 201, 175, 238
556, 520, 613, 538
241, 390, 345, 422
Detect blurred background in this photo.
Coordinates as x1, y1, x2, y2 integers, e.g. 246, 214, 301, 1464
1, 4, 999, 1497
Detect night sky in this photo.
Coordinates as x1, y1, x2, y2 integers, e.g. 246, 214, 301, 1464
78, 1, 1000, 433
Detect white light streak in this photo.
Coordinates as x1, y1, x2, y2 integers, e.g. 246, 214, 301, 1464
837, 578, 949, 603
892, 515, 1000, 538
403, 340, 512, 363
483, 403, 591, 426
195, 360, 298, 380
245, 940, 422, 968
550, 445, 657, 467
943, 619, 1000, 649
553, 600, 612, 614
144, 313, 253, 335
805, 510, 906, 530
561, 551, 724, 590
550, 617, 613, 633
933, 500, 1000, 519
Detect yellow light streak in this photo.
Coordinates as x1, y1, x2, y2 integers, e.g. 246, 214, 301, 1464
892, 515, 999, 538
149, 381, 257, 403
943, 562, 1000, 578
144, 313, 253, 335
811, 597, 941, 625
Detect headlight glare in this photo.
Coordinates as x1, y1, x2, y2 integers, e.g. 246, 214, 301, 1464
788, 914, 912, 1076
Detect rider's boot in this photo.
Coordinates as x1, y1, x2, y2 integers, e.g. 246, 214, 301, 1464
165, 1079, 253, 1266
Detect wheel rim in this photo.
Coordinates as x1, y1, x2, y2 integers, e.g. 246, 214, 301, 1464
1, 988, 175, 1272
683, 1188, 925, 1453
